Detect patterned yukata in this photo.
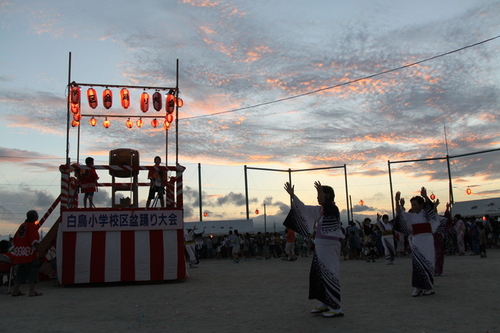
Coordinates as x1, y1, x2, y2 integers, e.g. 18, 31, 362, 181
284, 194, 344, 310
395, 203, 447, 291
454, 218, 466, 255
377, 218, 395, 264
434, 209, 452, 275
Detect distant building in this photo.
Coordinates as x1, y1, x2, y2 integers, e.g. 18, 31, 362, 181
453, 198, 500, 217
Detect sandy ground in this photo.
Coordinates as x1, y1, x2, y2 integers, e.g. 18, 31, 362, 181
2, 249, 499, 333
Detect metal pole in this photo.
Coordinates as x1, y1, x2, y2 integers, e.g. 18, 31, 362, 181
165, 129, 168, 171
175, 59, 179, 165
244, 165, 249, 220
343, 164, 350, 223
264, 202, 267, 233
76, 119, 81, 164
65, 52, 72, 165
446, 155, 454, 206
199, 163, 203, 221
349, 195, 353, 222
388, 160, 395, 219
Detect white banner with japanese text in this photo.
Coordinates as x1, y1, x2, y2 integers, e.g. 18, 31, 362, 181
61, 209, 183, 232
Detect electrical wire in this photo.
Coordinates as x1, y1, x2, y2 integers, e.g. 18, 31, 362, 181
183, 35, 500, 120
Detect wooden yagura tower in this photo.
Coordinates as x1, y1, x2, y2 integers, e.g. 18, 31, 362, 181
38, 56, 188, 284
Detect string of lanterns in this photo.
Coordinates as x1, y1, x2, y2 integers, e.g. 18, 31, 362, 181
69, 84, 183, 129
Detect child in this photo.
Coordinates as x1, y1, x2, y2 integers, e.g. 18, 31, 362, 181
80, 157, 99, 208
146, 156, 165, 208
11, 210, 42, 297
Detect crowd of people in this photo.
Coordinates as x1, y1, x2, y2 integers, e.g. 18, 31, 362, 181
185, 214, 499, 266
184, 229, 314, 263
343, 212, 499, 263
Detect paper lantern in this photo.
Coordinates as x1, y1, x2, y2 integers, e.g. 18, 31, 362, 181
359, 200, 364, 206
126, 118, 133, 129
151, 118, 158, 128
70, 86, 81, 104
255, 209, 259, 214
103, 117, 111, 128
89, 117, 97, 126
466, 187, 472, 195
140, 92, 149, 112
166, 94, 175, 114
166, 113, 174, 123
70, 102, 80, 114
163, 121, 171, 130
430, 193, 436, 200
203, 212, 208, 217
87, 88, 98, 109
153, 91, 162, 111
176, 97, 184, 107
103, 88, 113, 109
120, 88, 130, 109
73, 113, 81, 121
136, 118, 144, 128
71, 119, 80, 127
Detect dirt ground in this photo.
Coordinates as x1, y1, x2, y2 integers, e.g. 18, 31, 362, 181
2, 249, 499, 333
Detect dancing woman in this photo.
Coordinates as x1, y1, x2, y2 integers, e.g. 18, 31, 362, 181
394, 187, 447, 297
376, 213, 395, 265
284, 181, 344, 318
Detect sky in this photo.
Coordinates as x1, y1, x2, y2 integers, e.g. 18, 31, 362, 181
1, 0, 499, 237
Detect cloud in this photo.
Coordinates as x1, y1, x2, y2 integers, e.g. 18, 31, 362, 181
215, 191, 247, 206
0, 184, 58, 235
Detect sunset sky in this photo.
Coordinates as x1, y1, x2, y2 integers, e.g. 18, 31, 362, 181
1, 0, 499, 237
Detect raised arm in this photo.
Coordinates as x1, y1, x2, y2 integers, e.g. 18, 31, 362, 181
284, 182, 294, 196
314, 181, 325, 205
395, 191, 402, 213
376, 213, 384, 230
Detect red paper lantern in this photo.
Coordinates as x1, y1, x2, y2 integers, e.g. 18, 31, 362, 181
120, 88, 130, 109
103, 117, 111, 128
102, 88, 113, 109
163, 121, 171, 130
430, 193, 436, 200
89, 117, 97, 126
166, 94, 175, 114
70, 86, 81, 104
176, 97, 184, 107
203, 212, 208, 217
73, 113, 81, 121
71, 119, 80, 127
151, 118, 158, 128
466, 187, 472, 195
87, 88, 98, 109
255, 209, 259, 215
70, 102, 80, 114
153, 91, 162, 111
166, 113, 174, 123
136, 118, 144, 128
125, 118, 133, 129
359, 200, 364, 206
140, 92, 149, 112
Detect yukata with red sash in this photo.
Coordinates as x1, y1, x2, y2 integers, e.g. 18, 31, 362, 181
395, 202, 447, 291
